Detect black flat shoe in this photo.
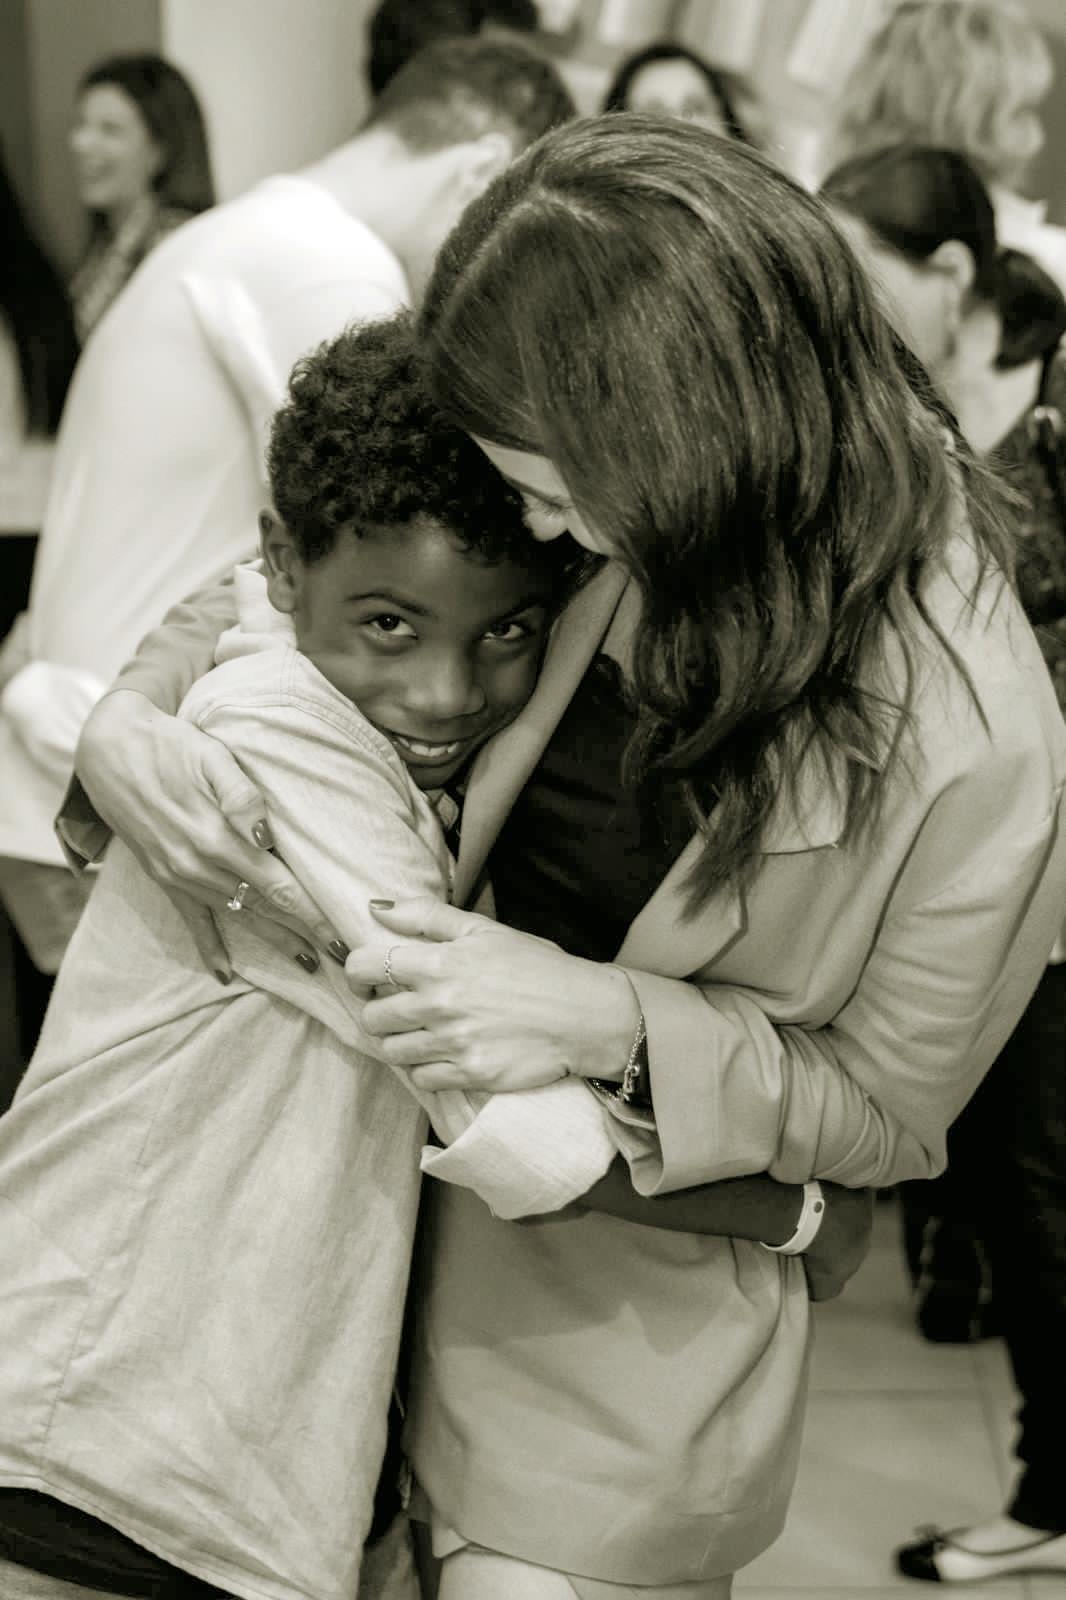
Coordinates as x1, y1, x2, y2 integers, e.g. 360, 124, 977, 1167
897, 1524, 1066, 1582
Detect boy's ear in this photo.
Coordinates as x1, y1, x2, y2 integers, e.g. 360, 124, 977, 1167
259, 508, 301, 614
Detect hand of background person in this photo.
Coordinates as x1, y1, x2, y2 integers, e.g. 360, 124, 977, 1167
345, 897, 640, 1093
802, 1182, 876, 1301
75, 689, 336, 978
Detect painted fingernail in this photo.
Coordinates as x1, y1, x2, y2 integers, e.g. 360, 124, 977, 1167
328, 939, 350, 964
369, 899, 394, 910
295, 952, 318, 974
214, 969, 232, 986
252, 820, 274, 849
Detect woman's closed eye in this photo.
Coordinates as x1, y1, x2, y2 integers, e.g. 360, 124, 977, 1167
522, 491, 570, 525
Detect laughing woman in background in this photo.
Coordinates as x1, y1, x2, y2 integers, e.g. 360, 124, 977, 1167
69, 53, 214, 340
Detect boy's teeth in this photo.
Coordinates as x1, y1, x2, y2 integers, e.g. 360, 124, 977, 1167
397, 736, 461, 757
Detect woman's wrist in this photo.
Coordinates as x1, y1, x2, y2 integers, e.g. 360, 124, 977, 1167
569, 961, 643, 1082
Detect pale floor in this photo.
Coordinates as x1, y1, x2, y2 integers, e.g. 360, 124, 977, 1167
736, 1197, 1066, 1600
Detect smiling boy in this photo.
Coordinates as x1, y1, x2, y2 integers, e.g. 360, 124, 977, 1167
0, 315, 618, 1600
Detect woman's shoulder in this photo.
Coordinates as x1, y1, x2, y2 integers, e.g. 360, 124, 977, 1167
907, 537, 1065, 783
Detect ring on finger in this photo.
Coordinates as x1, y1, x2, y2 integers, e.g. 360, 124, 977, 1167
226, 878, 251, 913
383, 944, 402, 987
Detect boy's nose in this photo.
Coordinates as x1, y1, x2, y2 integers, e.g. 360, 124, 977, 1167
405, 659, 486, 724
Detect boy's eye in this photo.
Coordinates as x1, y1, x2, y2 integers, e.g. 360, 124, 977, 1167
365, 614, 417, 640
483, 618, 532, 643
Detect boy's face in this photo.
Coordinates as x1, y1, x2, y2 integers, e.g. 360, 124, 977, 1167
262, 513, 553, 789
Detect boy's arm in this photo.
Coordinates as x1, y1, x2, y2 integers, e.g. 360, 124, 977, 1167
59, 579, 238, 869
18, 573, 236, 866
113, 577, 237, 710
199, 688, 618, 1221
583, 1159, 875, 1301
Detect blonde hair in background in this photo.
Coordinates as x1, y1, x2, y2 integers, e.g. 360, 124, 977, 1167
829, 0, 1053, 188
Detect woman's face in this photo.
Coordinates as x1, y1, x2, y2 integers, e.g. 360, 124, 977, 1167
831, 211, 957, 375
472, 439, 610, 557
71, 84, 162, 219
624, 58, 728, 133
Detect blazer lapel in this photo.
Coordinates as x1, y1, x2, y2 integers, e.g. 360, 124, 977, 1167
454, 561, 629, 904
614, 833, 748, 978
615, 743, 850, 978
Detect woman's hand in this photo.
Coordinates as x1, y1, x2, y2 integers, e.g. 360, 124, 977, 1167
76, 689, 340, 977
344, 898, 641, 1093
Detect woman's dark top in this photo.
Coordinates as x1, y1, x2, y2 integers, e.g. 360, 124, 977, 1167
488, 652, 693, 962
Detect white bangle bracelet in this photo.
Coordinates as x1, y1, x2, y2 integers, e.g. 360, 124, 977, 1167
761, 1180, 826, 1256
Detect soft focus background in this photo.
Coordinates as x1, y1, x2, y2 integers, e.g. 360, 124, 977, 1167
3, 0, 1065, 280
2, 6, 1065, 1596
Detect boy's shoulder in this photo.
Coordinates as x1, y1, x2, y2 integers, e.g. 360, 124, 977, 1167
178, 644, 396, 768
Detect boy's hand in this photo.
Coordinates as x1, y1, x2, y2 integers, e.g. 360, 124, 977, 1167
803, 1182, 876, 1301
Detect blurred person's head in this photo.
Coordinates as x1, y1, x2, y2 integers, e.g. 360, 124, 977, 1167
262, 312, 569, 788
340, 34, 574, 292
0, 146, 79, 433
416, 114, 1012, 899
830, 1, 1053, 191
367, 0, 539, 97
823, 144, 1066, 381
602, 42, 750, 142
72, 53, 215, 232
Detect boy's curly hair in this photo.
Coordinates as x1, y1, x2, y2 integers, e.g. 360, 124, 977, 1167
267, 312, 532, 566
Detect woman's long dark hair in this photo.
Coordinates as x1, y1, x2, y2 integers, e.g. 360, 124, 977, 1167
822, 143, 1066, 369
603, 41, 749, 144
418, 116, 1013, 908
78, 53, 215, 231
0, 149, 79, 434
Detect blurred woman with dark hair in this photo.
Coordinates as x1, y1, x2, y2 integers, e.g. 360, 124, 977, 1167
69, 53, 215, 340
0, 154, 78, 461
824, 145, 1066, 723
0, 147, 79, 1081
602, 40, 753, 142
825, 140, 1066, 1586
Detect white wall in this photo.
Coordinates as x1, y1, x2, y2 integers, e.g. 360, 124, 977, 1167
161, 0, 374, 202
